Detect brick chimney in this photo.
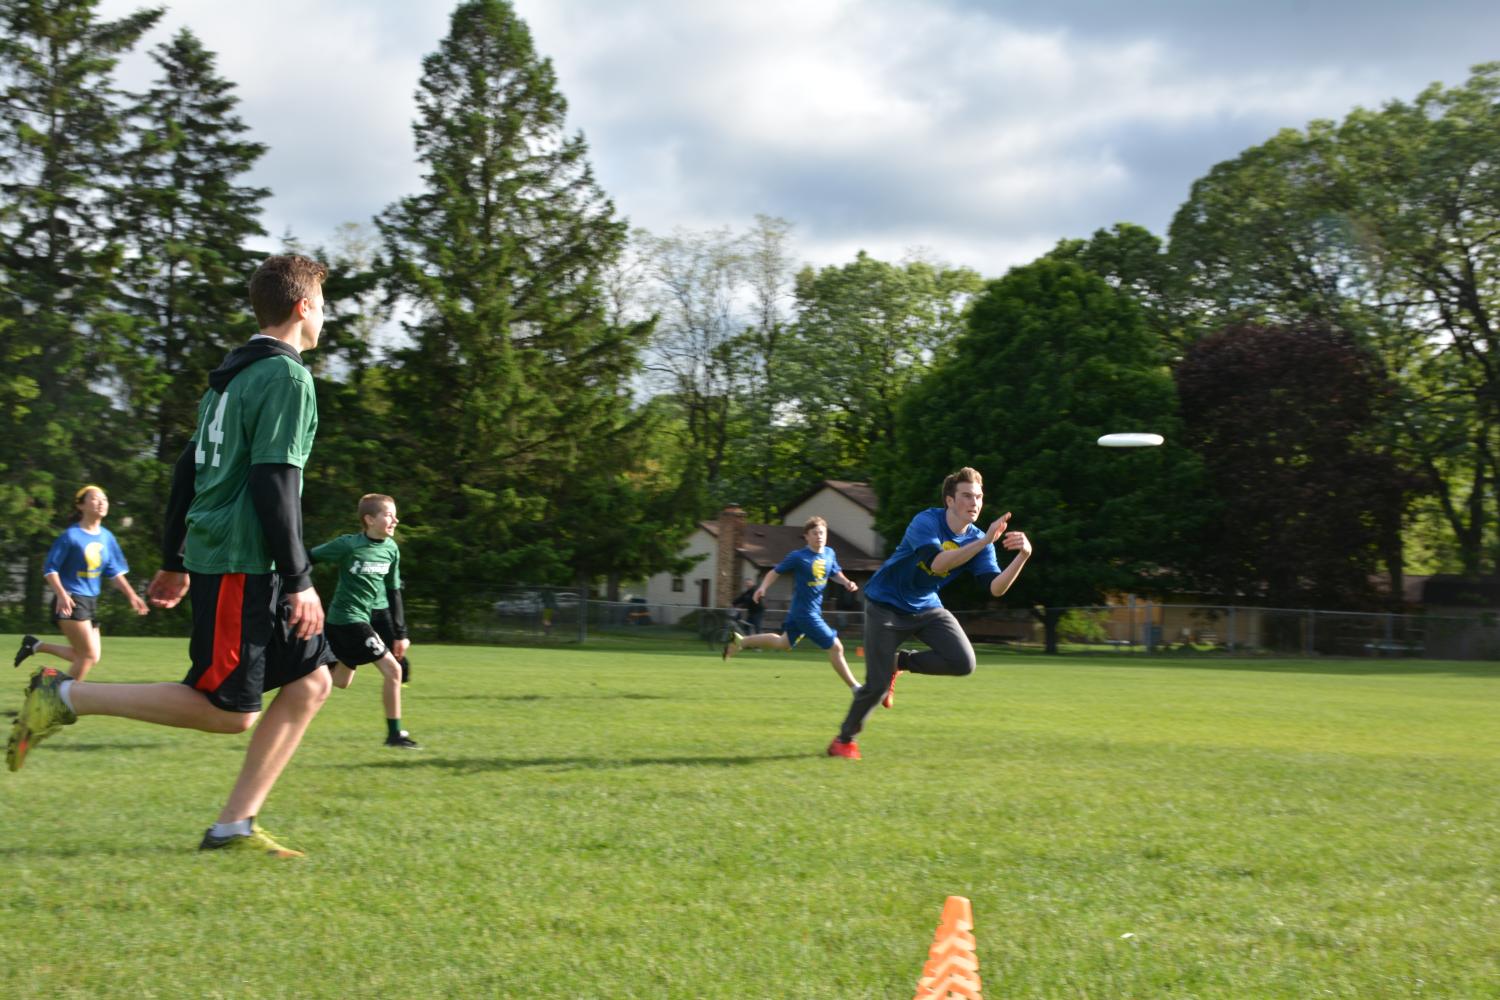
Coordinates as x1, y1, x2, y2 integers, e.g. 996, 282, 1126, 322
715, 505, 746, 608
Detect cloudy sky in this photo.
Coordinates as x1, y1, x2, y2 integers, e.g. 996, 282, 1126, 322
98, 0, 1500, 276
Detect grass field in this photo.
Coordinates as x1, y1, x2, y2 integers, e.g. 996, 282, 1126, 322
2, 635, 1497, 999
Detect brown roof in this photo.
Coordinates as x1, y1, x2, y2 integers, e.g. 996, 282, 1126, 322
785, 479, 879, 515
700, 520, 884, 573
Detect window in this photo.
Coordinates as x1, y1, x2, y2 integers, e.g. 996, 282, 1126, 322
671, 577, 684, 593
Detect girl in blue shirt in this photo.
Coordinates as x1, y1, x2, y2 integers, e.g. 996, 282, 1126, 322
13, 485, 148, 679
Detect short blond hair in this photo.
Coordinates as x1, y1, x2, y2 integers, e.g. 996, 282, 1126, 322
358, 493, 395, 524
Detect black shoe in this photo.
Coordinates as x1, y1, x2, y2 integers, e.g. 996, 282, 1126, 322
384, 731, 420, 749
13, 635, 38, 668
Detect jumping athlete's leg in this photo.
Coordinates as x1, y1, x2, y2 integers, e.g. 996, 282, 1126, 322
836, 602, 911, 744
825, 636, 859, 689
724, 631, 791, 660
908, 609, 977, 677
56, 619, 101, 680
217, 666, 332, 823
373, 651, 402, 727
67, 682, 258, 733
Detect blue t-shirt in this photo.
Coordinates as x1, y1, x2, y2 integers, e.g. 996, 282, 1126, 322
775, 545, 842, 622
863, 508, 1001, 614
43, 524, 129, 598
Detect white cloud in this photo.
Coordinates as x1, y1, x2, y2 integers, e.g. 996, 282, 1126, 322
93, 0, 1491, 275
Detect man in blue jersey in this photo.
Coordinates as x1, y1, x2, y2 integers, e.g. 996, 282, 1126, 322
723, 517, 861, 691
827, 467, 1032, 760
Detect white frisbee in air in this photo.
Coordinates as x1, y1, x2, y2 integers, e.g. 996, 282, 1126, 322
1097, 432, 1164, 448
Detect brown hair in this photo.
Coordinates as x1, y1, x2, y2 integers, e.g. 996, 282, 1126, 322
942, 467, 983, 500
358, 493, 396, 524
248, 254, 328, 328
802, 516, 827, 534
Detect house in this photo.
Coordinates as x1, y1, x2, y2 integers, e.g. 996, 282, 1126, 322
638, 481, 886, 618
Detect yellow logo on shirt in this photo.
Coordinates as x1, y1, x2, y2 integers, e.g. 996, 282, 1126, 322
917, 540, 961, 578
80, 542, 104, 579
811, 557, 827, 585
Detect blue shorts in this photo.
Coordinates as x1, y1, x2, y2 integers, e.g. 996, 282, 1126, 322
784, 612, 838, 650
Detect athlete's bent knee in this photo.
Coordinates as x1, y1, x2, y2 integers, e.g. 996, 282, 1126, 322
214, 710, 258, 734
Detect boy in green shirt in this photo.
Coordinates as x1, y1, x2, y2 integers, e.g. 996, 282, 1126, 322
8, 255, 335, 857
312, 494, 418, 748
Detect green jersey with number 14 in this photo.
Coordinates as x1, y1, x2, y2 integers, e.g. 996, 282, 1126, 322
184, 351, 318, 574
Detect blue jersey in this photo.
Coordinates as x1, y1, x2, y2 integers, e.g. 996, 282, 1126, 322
863, 508, 1001, 614
43, 524, 129, 598
775, 545, 842, 622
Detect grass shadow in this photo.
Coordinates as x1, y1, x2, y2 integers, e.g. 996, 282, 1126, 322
418, 692, 668, 702
344, 752, 811, 775
29, 740, 168, 752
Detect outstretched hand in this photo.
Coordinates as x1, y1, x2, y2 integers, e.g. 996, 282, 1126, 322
985, 512, 1012, 545
1001, 530, 1032, 557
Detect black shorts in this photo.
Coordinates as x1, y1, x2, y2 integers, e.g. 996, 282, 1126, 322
326, 621, 389, 668
182, 572, 334, 713
54, 593, 100, 626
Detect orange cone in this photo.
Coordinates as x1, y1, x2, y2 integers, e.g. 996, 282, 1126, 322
856, 646, 865, 658
913, 896, 982, 1000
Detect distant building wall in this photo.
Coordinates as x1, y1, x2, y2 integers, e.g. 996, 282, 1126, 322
784, 488, 883, 558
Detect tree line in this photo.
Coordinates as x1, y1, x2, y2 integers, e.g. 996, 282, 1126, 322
2, 0, 1495, 643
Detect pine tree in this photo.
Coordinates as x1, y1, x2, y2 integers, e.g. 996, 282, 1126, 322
377, 0, 652, 632
114, 27, 269, 465
0, 0, 162, 624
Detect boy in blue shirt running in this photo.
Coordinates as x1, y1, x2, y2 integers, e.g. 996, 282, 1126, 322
827, 467, 1032, 760
723, 517, 860, 691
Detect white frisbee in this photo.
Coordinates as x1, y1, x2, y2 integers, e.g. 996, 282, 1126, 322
1097, 432, 1164, 448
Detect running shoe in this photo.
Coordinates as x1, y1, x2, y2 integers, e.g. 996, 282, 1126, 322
13, 634, 38, 668
199, 822, 305, 858
883, 650, 909, 709
7, 666, 77, 772
384, 731, 421, 749
722, 631, 743, 661
826, 738, 861, 760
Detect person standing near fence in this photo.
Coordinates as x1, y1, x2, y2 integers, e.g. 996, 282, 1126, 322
731, 577, 765, 634
826, 467, 1032, 760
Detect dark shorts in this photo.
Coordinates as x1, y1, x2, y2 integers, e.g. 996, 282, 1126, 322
182, 572, 334, 713
326, 621, 388, 668
54, 593, 100, 627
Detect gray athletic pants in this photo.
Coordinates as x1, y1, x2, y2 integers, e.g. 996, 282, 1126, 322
837, 599, 976, 743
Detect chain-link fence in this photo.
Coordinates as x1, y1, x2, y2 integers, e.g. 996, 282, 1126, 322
464, 588, 1500, 660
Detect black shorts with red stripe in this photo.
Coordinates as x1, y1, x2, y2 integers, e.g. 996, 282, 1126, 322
183, 572, 335, 713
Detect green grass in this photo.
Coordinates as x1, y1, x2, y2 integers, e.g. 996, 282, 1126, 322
2, 635, 1497, 998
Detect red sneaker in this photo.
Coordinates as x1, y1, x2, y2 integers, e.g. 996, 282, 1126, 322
882, 649, 912, 709
882, 668, 902, 709
826, 738, 861, 760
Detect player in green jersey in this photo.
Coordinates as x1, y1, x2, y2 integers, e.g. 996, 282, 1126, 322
312, 494, 418, 748
7, 255, 334, 858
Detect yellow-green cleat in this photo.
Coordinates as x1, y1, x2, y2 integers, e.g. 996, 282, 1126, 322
7, 666, 77, 772
722, 631, 743, 661
199, 822, 306, 859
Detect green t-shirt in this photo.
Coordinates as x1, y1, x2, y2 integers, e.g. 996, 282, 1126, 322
310, 533, 402, 626
184, 354, 318, 574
